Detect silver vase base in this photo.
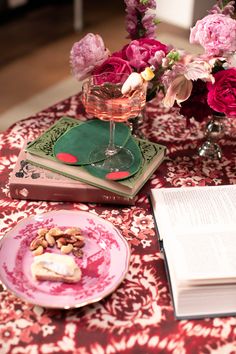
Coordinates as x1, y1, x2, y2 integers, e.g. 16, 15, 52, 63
128, 116, 145, 139
198, 141, 222, 160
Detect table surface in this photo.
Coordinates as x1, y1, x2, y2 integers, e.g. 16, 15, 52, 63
0, 94, 236, 354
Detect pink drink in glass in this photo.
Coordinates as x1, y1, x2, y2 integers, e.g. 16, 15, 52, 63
81, 73, 147, 173
82, 81, 146, 122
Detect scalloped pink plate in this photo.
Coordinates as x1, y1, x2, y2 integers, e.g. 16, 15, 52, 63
0, 210, 130, 309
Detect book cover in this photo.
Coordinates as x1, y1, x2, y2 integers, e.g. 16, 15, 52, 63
26, 116, 166, 198
9, 146, 136, 205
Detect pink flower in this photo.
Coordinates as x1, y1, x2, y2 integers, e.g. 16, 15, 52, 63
92, 57, 133, 84
163, 74, 193, 108
162, 60, 214, 108
70, 33, 109, 80
227, 53, 236, 68
190, 14, 236, 56
207, 68, 236, 118
120, 38, 168, 71
184, 60, 214, 82
162, 64, 185, 88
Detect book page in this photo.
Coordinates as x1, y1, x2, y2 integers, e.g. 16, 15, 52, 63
151, 185, 236, 238
150, 185, 236, 282
164, 229, 236, 283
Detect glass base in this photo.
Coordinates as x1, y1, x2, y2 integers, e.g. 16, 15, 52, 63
90, 145, 134, 172
198, 141, 222, 160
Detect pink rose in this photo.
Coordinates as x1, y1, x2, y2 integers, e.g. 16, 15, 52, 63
70, 33, 109, 80
207, 68, 236, 118
115, 38, 168, 72
190, 14, 236, 56
92, 57, 132, 84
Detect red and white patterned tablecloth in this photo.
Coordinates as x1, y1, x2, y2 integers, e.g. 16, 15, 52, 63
0, 94, 236, 354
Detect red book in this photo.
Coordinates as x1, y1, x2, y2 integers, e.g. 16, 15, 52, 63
9, 146, 135, 205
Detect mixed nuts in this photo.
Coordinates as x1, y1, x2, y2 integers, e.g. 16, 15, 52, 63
30, 227, 85, 257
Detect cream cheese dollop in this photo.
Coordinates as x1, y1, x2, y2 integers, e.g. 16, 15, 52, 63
33, 252, 77, 276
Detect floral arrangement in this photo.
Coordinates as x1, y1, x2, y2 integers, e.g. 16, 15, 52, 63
162, 0, 236, 123
70, 0, 170, 101
70, 0, 236, 123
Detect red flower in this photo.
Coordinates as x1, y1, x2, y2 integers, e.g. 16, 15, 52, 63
179, 80, 213, 123
92, 57, 132, 84
207, 68, 236, 118
114, 38, 168, 72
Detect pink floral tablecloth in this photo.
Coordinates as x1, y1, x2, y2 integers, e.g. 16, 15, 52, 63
0, 94, 236, 354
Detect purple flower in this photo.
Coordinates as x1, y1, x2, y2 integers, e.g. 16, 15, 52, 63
124, 0, 157, 39
124, 0, 156, 12
125, 10, 139, 39
142, 13, 157, 38
70, 33, 109, 80
209, 0, 235, 16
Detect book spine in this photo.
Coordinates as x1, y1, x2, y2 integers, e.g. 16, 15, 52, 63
9, 182, 135, 205
149, 193, 163, 252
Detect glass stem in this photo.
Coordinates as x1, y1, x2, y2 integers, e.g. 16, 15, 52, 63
106, 120, 118, 156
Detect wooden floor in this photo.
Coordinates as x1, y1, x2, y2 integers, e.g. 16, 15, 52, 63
0, 0, 127, 115
0, 0, 194, 119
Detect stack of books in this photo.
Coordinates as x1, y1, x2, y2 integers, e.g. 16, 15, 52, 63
9, 116, 166, 205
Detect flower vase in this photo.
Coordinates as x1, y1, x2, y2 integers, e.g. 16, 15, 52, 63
128, 107, 146, 139
126, 86, 158, 138
198, 114, 226, 160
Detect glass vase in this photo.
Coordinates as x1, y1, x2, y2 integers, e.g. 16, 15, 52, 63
198, 114, 226, 160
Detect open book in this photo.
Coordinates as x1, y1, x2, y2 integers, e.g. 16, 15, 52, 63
150, 185, 236, 319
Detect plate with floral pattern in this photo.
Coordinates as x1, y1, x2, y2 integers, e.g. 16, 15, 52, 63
0, 210, 130, 309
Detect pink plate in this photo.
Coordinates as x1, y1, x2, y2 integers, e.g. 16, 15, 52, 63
0, 210, 130, 309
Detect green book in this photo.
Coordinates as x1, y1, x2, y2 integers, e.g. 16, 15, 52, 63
26, 117, 166, 198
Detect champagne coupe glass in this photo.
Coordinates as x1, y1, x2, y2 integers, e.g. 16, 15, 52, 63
82, 72, 147, 172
